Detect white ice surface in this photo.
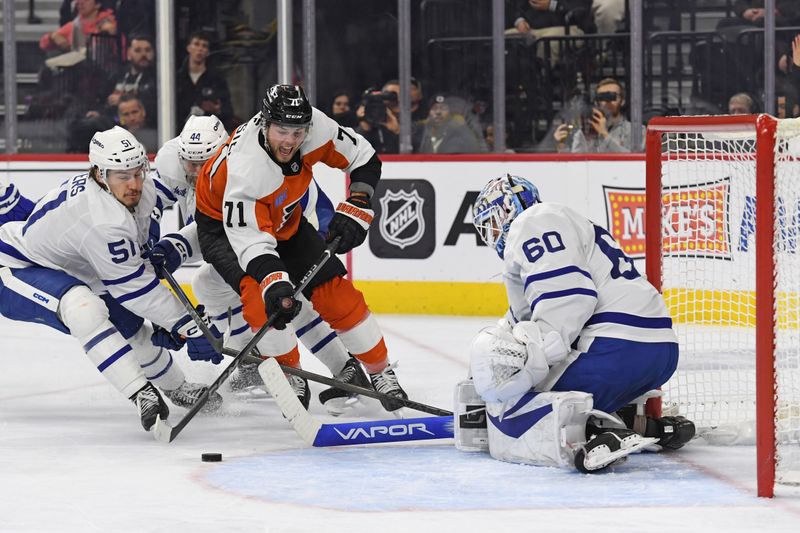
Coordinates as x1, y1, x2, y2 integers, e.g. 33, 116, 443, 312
2, 314, 800, 533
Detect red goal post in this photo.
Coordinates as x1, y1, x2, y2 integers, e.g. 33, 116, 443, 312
645, 114, 800, 498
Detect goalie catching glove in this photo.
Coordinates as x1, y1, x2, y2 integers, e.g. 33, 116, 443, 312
326, 190, 374, 254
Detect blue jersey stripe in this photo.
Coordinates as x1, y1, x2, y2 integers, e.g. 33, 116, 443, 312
22, 190, 68, 235
296, 316, 323, 338
97, 344, 132, 372
146, 353, 174, 380
310, 331, 337, 354
524, 266, 591, 291
530, 288, 597, 313
230, 323, 250, 336
114, 276, 161, 304
0, 239, 33, 264
488, 403, 553, 439
585, 312, 673, 329
83, 327, 117, 352
102, 264, 146, 286
153, 179, 177, 202
213, 305, 242, 321
140, 347, 165, 368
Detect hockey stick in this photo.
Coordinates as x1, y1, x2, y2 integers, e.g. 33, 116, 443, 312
258, 357, 454, 446
159, 266, 224, 353
158, 253, 453, 417
152, 237, 340, 443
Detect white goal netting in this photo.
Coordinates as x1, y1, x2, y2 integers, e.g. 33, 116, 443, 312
655, 118, 800, 485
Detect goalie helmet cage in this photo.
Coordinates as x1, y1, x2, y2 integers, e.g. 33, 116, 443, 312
645, 114, 800, 498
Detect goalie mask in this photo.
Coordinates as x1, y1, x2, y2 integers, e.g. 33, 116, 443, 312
473, 174, 540, 258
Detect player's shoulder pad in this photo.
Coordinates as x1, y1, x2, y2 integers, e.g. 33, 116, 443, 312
154, 137, 182, 181
301, 107, 339, 153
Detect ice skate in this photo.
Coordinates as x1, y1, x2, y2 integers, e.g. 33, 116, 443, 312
369, 363, 408, 414
130, 382, 169, 431
163, 380, 223, 413
318, 357, 370, 416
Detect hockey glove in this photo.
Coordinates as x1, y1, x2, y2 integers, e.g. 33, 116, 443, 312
151, 324, 185, 351
326, 191, 374, 254
143, 233, 192, 278
171, 306, 223, 364
260, 271, 301, 330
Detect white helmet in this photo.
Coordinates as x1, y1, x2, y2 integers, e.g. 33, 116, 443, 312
89, 126, 148, 181
178, 115, 227, 162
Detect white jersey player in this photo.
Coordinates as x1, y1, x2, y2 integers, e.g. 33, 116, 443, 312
463, 174, 694, 473
0, 127, 223, 432
148, 115, 366, 413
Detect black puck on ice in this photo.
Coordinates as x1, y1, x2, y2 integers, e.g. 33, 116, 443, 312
201, 453, 222, 462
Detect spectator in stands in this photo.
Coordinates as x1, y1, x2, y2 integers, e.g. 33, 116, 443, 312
553, 77, 643, 153
330, 91, 358, 128
728, 92, 755, 114
105, 34, 157, 127
717, 1, 800, 30
417, 94, 487, 154
592, 0, 625, 34
506, 1, 595, 64
41, 0, 116, 54
175, 31, 233, 127
383, 78, 428, 125
113, 0, 156, 41
356, 85, 401, 154
188, 86, 243, 133
116, 93, 157, 152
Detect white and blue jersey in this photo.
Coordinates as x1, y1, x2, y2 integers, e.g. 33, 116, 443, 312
0, 172, 188, 330
501, 202, 678, 413
0, 180, 35, 226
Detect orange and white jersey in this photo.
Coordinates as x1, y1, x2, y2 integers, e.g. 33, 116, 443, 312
195, 107, 375, 274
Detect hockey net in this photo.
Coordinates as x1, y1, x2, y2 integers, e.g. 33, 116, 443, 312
645, 114, 800, 497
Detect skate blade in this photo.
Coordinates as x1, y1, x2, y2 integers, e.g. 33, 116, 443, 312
324, 396, 361, 417
584, 436, 659, 470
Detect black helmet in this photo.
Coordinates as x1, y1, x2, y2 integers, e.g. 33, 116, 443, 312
261, 84, 313, 127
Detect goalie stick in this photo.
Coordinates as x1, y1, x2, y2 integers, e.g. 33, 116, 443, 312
152, 237, 340, 443
159, 255, 453, 417
258, 357, 454, 446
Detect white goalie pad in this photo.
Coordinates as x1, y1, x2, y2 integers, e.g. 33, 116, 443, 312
486, 391, 593, 468
453, 380, 489, 452
469, 326, 548, 403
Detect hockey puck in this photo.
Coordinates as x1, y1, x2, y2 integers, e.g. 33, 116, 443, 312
201, 453, 222, 462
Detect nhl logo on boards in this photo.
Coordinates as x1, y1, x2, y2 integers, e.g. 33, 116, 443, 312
379, 189, 425, 249
369, 179, 435, 259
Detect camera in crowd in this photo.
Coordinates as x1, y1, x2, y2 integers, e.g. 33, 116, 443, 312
362, 88, 398, 125
594, 91, 618, 103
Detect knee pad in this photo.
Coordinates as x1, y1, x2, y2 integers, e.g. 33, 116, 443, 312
310, 276, 369, 331
59, 286, 110, 338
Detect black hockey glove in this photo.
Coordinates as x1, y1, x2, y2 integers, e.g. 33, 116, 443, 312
260, 271, 301, 330
326, 191, 374, 254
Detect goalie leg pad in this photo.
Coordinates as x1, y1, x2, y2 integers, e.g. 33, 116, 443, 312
454, 380, 489, 452
486, 390, 594, 468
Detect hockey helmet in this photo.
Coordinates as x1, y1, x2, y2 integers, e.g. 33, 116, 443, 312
473, 174, 540, 258
178, 115, 228, 162
88, 126, 148, 182
260, 84, 313, 128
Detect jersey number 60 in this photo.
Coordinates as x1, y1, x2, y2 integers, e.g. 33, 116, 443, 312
522, 231, 565, 263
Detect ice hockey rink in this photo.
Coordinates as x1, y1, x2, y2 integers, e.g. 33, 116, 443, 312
2, 309, 800, 533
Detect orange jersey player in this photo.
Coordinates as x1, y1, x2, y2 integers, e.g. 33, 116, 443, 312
195, 84, 407, 412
